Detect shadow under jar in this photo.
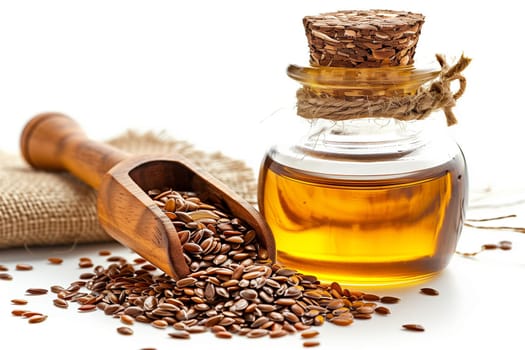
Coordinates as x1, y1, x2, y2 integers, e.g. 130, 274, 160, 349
258, 64, 468, 286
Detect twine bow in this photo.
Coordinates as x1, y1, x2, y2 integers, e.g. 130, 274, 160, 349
296, 54, 472, 126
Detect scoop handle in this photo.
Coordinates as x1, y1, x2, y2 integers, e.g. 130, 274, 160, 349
20, 112, 129, 190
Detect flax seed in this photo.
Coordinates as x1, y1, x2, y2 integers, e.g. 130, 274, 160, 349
303, 341, 320, 347
16, 264, 33, 271
47, 257, 63, 264
301, 330, 319, 338
420, 287, 439, 296
402, 324, 425, 332
12, 309, 30, 316
26, 288, 48, 295
374, 306, 391, 315
168, 331, 191, 339
53, 299, 69, 308
380, 296, 400, 304
28, 314, 47, 324
117, 326, 134, 335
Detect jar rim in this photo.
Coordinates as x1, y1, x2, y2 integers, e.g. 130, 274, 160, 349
287, 61, 440, 92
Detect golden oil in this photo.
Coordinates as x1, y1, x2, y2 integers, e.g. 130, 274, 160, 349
258, 149, 467, 286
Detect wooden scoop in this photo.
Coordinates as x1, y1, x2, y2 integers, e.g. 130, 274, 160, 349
20, 112, 275, 279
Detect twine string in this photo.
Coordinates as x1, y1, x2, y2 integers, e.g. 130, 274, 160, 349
296, 54, 471, 126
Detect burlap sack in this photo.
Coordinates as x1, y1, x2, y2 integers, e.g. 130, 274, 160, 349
0, 131, 257, 249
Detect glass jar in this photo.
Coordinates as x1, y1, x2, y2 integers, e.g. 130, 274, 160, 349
258, 63, 468, 286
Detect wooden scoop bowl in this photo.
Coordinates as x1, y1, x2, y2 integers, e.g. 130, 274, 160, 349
20, 112, 275, 279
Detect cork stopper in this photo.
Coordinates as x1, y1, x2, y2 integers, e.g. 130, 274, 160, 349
303, 9, 425, 68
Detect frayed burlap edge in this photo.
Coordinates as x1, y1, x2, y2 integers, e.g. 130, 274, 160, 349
0, 131, 257, 249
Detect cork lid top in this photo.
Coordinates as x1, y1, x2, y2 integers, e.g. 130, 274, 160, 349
303, 10, 425, 68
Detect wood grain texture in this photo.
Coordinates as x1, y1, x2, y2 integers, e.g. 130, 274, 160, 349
20, 113, 276, 279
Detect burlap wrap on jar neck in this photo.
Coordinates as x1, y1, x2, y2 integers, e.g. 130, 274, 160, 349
0, 131, 257, 249
296, 54, 471, 126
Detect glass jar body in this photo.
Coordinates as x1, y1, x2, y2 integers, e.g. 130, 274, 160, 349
258, 116, 467, 286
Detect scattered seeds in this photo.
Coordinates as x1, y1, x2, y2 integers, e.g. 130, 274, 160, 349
362, 294, 380, 301
22, 311, 43, 318
269, 329, 288, 338
25, 288, 48, 295
0, 273, 13, 281
168, 331, 191, 339
12, 309, 30, 316
117, 326, 134, 335
78, 304, 97, 312
134, 257, 147, 264
152, 320, 168, 329
47, 257, 63, 264
215, 331, 233, 339
11, 299, 28, 305
301, 330, 319, 338
380, 296, 400, 304
120, 314, 134, 325
53, 299, 69, 309
49, 190, 410, 346
16, 264, 33, 271
78, 260, 93, 268
28, 314, 47, 324
402, 324, 425, 332
420, 288, 439, 296
374, 306, 391, 315
303, 341, 321, 347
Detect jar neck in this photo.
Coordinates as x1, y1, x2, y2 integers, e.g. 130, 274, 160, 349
298, 117, 436, 158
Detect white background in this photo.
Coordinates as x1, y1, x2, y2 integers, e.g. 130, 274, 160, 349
1, 1, 525, 349
0, 0, 524, 190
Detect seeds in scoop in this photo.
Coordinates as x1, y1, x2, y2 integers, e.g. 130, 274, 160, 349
11, 299, 28, 305
141, 264, 157, 271
16, 264, 33, 271
47, 257, 63, 264
134, 257, 147, 264
420, 287, 439, 296
176, 277, 197, 288
117, 326, 134, 335
402, 324, 425, 332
